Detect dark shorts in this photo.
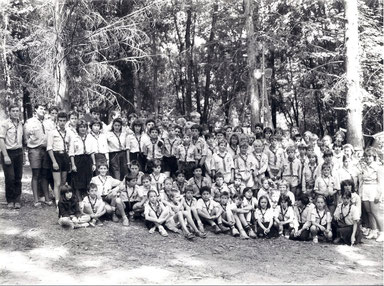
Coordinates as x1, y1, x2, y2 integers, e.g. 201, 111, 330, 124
53, 152, 70, 172
124, 201, 140, 213
162, 156, 178, 174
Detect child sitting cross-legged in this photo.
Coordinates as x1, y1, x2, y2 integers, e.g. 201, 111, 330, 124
82, 183, 106, 227
161, 181, 206, 239
144, 190, 172, 237
218, 191, 249, 239
58, 185, 91, 229
275, 194, 296, 238
181, 185, 207, 235
196, 186, 230, 234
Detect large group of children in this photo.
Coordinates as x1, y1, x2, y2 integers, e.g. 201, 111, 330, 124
1, 103, 383, 245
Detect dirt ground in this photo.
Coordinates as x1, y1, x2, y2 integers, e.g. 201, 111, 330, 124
0, 168, 383, 285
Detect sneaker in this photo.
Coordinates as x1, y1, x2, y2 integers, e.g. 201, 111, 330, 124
74, 223, 89, 229
7, 202, 14, 209
232, 228, 240, 237
14, 202, 21, 209
313, 236, 319, 243
158, 226, 168, 237
122, 216, 129, 227
248, 229, 257, 239
89, 219, 96, 227
149, 226, 157, 234
112, 214, 119, 223
184, 232, 195, 240
44, 201, 53, 206
33, 202, 42, 208
333, 238, 341, 244
376, 232, 384, 242
240, 230, 250, 240
218, 224, 230, 232
196, 231, 207, 238
212, 224, 221, 234
168, 226, 181, 233
96, 220, 103, 226
366, 230, 378, 240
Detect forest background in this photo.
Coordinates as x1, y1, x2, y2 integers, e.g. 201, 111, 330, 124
0, 0, 382, 147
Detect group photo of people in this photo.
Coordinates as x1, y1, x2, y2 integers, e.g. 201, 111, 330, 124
1, 102, 383, 246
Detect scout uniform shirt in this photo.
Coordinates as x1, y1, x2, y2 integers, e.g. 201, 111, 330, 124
0, 118, 23, 150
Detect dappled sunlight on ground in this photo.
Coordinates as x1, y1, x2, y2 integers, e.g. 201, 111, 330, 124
336, 244, 380, 267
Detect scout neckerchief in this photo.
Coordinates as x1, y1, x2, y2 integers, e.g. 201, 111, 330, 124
176, 181, 185, 193
149, 201, 161, 218
309, 163, 317, 181
57, 127, 67, 152
246, 197, 253, 208
194, 177, 203, 192
260, 208, 267, 223
183, 144, 191, 162
280, 205, 289, 220
340, 203, 352, 223
343, 167, 354, 181
151, 173, 161, 193
185, 197, 193, 207
217, 152, 228, 171
167, 137, 177, 156
150, 138, 158, 159
81, 134, 87, 154
254, 152, 262, 169
270, 148, 278, 165
238, 153, 249, 169
98, 175, 107, 195
316, 207, 326, 225
134, 133, 142, 153
87, 195, 98, 213
298, 205, 307, 223
203, 199, 211, 213
321, 176, 332, 193
38, 117, 45, 134
113, 131, 123, 150
10, 119, 19, 144
229, 145, 238, 156
125, 180, 136, 202
220, 202, 227, 212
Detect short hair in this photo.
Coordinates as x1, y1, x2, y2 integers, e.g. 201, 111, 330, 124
57, 112, 67, 120
200, 186, 211, 195
296, 193, 310, 206
220, 191, 230, 198
112, 118, 123, 126
60, 184, 73, 195
89, 183, 98, 190
217, 139, 227, 146
152, 159, 162, 168
333, 142, 343, 149
145, 118, 156, 126
215, 128, 225, 136
278, 194, 292, 206
149, 126, 160, 134
258, 195, 271, 209
34, 102, 46, 110
255, 123, 264, 130
242, 187, 253, 196
190, 111, 201, 118
68, 111, 78, 118
76, 120, 88, 133
307, 152, 318, 163
263, 127, 273, 134
97, 161, 109, 169
141, 174, 151, 182
341, 179, 355, 194
323, 149, 333, 157
164, 177, 173, 184
364, 147, 376, 158
215, 172, 224, 180
321, 163, 332, 171
147, 190, 157, 197
297, 143, 308, 150
277, 179, 289, 189
129, 160, 140, 168
190, 124, 202, 133
49, 106, 59, 113
131, 119, 144, 132
192, 165, 202, 172
8, 104, 19, 110
185, 185, 194, 193
90, 120, 102, 129
286, 145, 296, 153
274, 127, 283, 135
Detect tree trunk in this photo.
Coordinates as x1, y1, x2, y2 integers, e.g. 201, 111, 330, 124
185, 1, 193, 116
202, 0, 218, 123
345, 0, 363, 148
244, 0, 260, 131
54, 0, 70, 111
0, 9, 10, 120
151, 31, 159, 115
270, 49, 277, 128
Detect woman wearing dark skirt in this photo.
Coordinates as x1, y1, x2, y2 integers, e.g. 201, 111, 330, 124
332, 189, 362, 245
69, 120, 96, 201
126, 119, 148, 172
